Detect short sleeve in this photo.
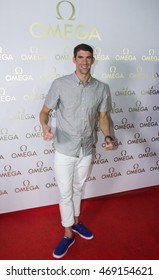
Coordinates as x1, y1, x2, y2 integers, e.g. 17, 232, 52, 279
44, 79, 60, 110
98, 83, 112, 112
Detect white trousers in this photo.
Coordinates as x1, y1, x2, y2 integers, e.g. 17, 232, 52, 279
54, 150, 92, 227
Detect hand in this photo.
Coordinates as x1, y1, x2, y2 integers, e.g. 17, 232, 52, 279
43, 125, 53, 140
105, 138, 114, 150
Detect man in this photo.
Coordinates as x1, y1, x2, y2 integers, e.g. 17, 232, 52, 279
39, 43, 113, 258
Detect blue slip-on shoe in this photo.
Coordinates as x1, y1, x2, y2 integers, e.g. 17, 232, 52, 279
72, 223, 94, 240
53, 236, 75, 259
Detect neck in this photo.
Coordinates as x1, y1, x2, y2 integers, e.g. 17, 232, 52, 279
75, 71, 91, 85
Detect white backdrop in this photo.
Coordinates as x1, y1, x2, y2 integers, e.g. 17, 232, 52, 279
0, 0, 159, 213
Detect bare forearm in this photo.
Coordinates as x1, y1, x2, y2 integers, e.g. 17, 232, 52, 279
99, 113, 111, 137
39, 105, 53, 140
99, 112, 113, 150
39, 110, 49, 128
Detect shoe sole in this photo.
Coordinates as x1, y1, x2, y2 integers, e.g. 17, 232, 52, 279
72, 229, 94, 240
53, 239, 75, 259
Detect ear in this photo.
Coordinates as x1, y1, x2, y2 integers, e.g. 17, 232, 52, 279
92, 57, 95, 64
73, 56, 76, 64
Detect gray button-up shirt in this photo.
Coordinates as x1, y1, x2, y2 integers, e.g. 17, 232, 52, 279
45, 72, 111, 157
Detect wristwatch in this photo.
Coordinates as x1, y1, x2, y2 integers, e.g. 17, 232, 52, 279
105, 135, 114, 142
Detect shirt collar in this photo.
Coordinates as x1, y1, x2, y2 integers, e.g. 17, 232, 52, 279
72, 72, 94, 86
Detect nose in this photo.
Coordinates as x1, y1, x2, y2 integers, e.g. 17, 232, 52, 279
83, 58, 87, 64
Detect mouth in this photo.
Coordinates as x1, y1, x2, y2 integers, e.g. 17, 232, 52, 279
81, 65, 89, 70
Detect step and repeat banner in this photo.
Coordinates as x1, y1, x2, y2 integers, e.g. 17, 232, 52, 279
0, 0, 159, 213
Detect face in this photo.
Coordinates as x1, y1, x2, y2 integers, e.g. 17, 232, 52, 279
73, 50, 95, 76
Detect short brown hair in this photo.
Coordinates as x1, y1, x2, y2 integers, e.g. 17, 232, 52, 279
74, 44, 93, 58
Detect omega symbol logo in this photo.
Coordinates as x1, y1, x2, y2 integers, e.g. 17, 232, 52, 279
34, 125, 41, 132
4, 165, 12, 172
112, 102, 116, 108
94, 153, 102, 160
145, 147, 150, 153
94, 48, 102, 55
64, 47, 71, 55
49, 67, 57, 74
136, 100, 142, 107
123, 48, 129, 55
122, 85, 128, 90
121, 118, 128, 124
0, 88, 5, 95
32, 87, 39, 94
20, 145, 27, 152
30, 46, 38, 53
56, 0, 75, 20
146, 116, 152, 122
109, 167, 115, 173
133, 163, 139, 169
136, 66, 142, 73
18, 108, 25, 114
110, 66, 116, 73
37, 161, 44, 168
15, 67, 23, 74
121, 150, 127, 156
149, 49, 155, 55
23, 180, 30, 186
148, 84, 153, 90
134, 133, 140, 139
0, 128, 8, 135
